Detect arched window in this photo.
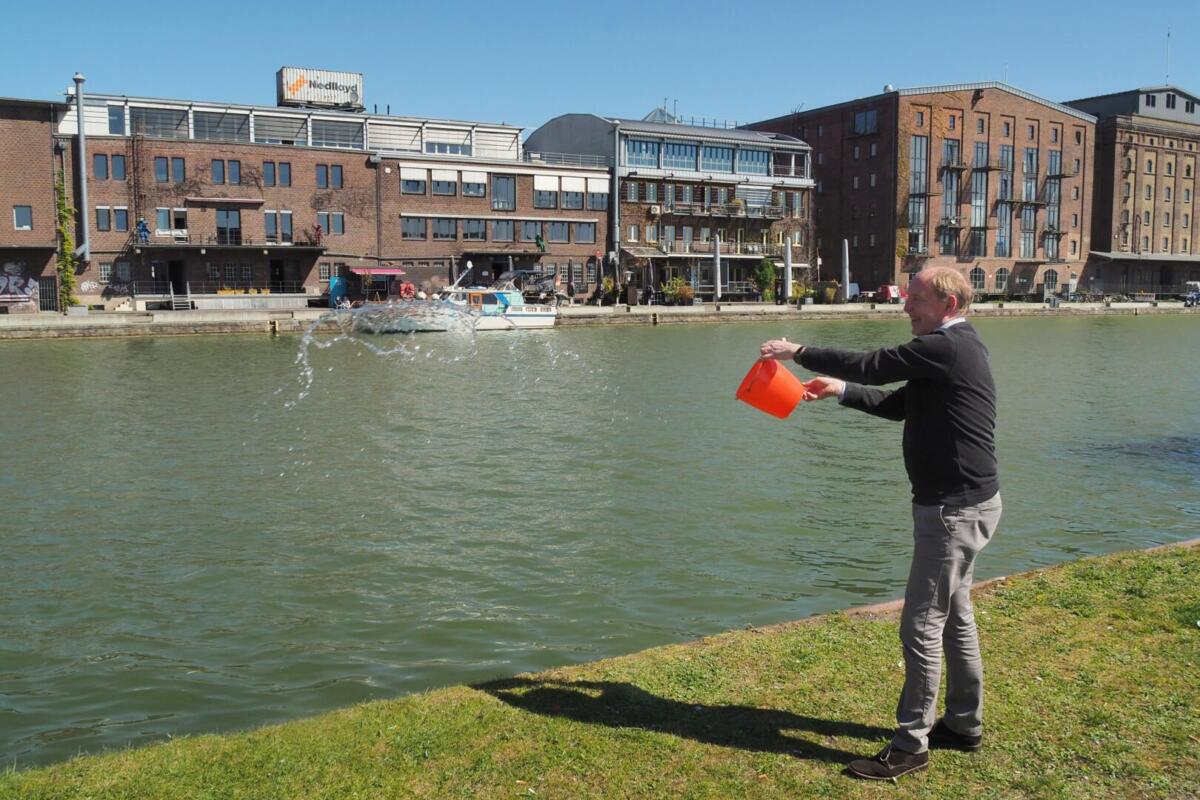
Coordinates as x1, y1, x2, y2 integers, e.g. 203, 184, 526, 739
995, 268, 1010, 291
1043, 269, 1059, 291
970, 266, 986, 290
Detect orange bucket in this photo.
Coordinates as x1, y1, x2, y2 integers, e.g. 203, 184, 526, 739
735, 359, 806, 418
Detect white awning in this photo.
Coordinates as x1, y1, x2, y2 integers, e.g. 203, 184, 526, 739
461, 170, 488, 184
561, 176, 586, 192
431, 169, 458, 182
534, 174, 559, 191
400, 167, 427, 181
587, 177, 609, 194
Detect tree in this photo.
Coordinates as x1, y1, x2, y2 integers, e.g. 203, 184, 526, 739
55, 170, 80, 309
751, 257, 776, 302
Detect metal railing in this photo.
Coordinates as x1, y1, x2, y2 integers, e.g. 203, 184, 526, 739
132, 233, 324, 247
187, 281, 310, 294
523, 151, 610, 168
662, 241, 804, 257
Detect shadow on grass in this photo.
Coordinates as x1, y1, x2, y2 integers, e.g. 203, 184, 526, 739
474, 677, 887, 764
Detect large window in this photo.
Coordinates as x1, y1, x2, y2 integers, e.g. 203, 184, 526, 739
520, 221, 541, 242
432, 178, 457, 196
1019, 206, 1037, 258
462, 177, 485, 197
970, 267, 986, 291
95, 207, 110, 231
93, 154, 109, 180
586, 193, 608, 210
462, 219, 486, 241
995, 268, 1009, 292
107, 105, 125, 135
1043, 269, 1059, 291
492, 220, 513, 241
547, 221, 569, 242
111, 154, 126, 181
211, 159, 225, 184
264, 210, 293, 243
736, 149, 769, 175
171, 157, 185, 183
193, 111, 250, 142
625, 139, 660, 168
317, 211, 345, 236
663, 142, 697, 170
492, 175, 515, 210
854, 109, 878, 135
561, 191, 583, 210
574, 222, 596, 243
216, 208, 241, 245
534, 190, 558, 209
316, 164, 344, 189
432, 218, 456, 240
402, 217, 426, 240
701, 145, 734, 172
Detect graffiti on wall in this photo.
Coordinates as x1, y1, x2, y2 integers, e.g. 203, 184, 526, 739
0, 262, 38, 304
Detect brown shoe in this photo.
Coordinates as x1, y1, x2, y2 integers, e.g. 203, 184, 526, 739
928, 718, 983, 752
846, 744, 929, 780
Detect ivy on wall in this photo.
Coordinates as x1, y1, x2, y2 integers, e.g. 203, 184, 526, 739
55, 170, 80, 309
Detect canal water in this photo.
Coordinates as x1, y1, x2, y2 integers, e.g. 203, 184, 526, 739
2, 316, 1198, 766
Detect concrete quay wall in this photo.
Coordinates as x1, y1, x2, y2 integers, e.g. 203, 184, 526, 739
0, 302, 1193, 341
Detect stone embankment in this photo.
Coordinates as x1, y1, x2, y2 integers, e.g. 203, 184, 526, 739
0, 301, 1192, 340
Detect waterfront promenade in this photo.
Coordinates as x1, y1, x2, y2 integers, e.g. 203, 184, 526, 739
2, 540, 1197, 799
0, 301, 1192, 340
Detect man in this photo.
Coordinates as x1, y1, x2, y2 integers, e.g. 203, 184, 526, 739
760, 266, 1001, 781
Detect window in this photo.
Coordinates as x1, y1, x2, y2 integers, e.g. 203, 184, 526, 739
155, 156, 168, 182
317, 211, 345, 235
492, 175, 515, 210
1003, 121, 1011, 137
1072, 213, 1079, 229
1146, 186, 1153, 200
13, 205, 32, 230
316, 164, 328, 188
462, 219, 485, 241
663, 142, 697, 170
462, 178, 485, 197
970, 267, 986, 290
278, 162, 291, 187
701, 145, 734, 172
95, 207, 110, 231
171, 157, 185, 183
432, 218, 456, 240
626, 181, 638, 202
1027, 124, 1035, 140
1043, 269, 1059, 291
107, 105, 125, 135
534, 190, 558, 209
976, 119, 985, 134
264, 210, 293, 243
1186, 189, 1193, 202
626, 224, 638, 242
575, 222, 596, 243
155, 207, 187, 234
492, 219, 513, 241
1164, 213, 1171, 227
916, 111, 924, 126
852, 176, 859, 189
1166, 187, 1173, 201
216, 208, 241, 245
1163, 236, 1170, 251
1146, 159, 1154, 173
948, 115, 956, 131
1187, 165, 1194, 178
316, 164, 342, 189
625, 139, 660, 168
1185, 213, 1190, 229
1051, 128, 1059, 143
646, 183, 657, 203
93, 154, 108, 180
211, 159, 224, 184
113, 261, 130, 281
736, 149, 769, 175
1144, 210, 1151, 225
1075, 130, 1082, 145
99, 262, 112, 281
1166, 93, 1177, 109
402, 217, 426, 240
521, 221, 541, 242
402, 176, 426, 194
424, 142, 470, 156
854, 110, 878, 134
562, 191, 583, 210
263, 161, 276, 186
644, 224, 657, 243
1072, 185, 1079, 200
113, 207, 128, 231
111, 154, 126, 181
547, 221, 569, 242
995, 268, 1009, 291
432, 178, 457, 196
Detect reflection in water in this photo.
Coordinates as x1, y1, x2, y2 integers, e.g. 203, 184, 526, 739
0, 315, 1198, 766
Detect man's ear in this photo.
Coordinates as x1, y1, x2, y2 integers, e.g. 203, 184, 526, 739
945, 294, 960, 315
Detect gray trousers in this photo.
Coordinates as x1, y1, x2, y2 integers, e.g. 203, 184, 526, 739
894, 492, 1002, 753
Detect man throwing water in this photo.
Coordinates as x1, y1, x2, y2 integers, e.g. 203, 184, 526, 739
760, 266, 1001, 781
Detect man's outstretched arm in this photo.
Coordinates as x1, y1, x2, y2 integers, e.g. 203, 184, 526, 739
806, 376, 907, 421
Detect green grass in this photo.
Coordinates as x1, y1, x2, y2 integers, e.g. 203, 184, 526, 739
4, 544, 1198, 799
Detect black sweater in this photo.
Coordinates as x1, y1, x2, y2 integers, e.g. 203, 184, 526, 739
795, 320, 999, 507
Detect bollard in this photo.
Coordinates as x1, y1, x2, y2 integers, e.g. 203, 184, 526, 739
651, 312, 659, 326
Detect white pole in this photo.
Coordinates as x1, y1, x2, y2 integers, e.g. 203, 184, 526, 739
841, 238, 850, 302
713, 233, 722, 301
783, 234, 793, 305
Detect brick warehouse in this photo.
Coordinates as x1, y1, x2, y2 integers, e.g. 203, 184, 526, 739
0, 98, 68, 312
747, 82, 1096, 298
4, 72, 609, 312
1066, 86, 1200, 295
527, 109, 815, 302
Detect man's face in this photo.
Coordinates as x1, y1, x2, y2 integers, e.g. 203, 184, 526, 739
904, 274, 955, 336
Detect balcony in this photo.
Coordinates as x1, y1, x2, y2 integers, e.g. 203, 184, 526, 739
523, 151, 610, 169
938, 217, 964, 228
1046, 165, 1080, 178
130, 233, 326, 250
941, 158, 969, 172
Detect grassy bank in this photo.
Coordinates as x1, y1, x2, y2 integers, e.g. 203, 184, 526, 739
4, 543, 1198, 799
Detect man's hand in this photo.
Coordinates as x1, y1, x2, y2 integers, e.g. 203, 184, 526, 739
760, 338, 801, 360
803, 376, 846, 401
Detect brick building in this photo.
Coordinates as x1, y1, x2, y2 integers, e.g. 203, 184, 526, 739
0, 98, 67, 313
1066, 87, 1200, 294
37, 77, 608, 310
748, 82, 1097, 298
526, 109, 814, 301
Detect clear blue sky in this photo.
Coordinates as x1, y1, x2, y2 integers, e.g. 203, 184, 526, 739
4, 0, 1195, 132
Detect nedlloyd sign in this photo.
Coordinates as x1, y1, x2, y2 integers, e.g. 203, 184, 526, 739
276, 67, 364, 111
